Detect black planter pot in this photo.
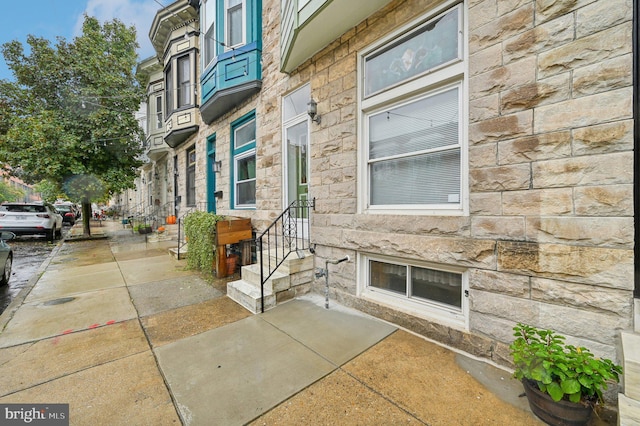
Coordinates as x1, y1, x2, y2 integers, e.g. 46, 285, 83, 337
522, 379, 593, 426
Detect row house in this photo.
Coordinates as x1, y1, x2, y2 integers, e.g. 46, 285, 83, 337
134, 0, 639, 416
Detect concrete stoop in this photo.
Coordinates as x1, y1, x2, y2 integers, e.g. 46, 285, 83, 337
227, 251, 314, 314
168, 244, 188, 260
619, 331, 640, 425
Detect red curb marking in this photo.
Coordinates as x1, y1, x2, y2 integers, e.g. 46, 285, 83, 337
62, 329, 73, 334
106, 320, 116, 325
88, 323, 99, 329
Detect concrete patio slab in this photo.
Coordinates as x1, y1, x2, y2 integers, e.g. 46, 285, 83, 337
117, 255, 194, 286
141, 296, 252, 347
261, 296, 397, 366
155, 315, 336, 425
249, 369, 418, 425
0, 351, 181, 425
342, 330, 543, 425
0, 287, 137, 348
128, 275, 223, 317
0, 320, 148, 395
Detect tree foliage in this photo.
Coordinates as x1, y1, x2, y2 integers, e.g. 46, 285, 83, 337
0, 15, 145, 234
33, 180, 62, 204
0, 179, 24, 203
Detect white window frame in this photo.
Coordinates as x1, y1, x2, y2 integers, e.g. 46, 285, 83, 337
177, 55, 191, 108
358, 253, 469, 330
234, 148, 256, 208
155, 94, 163, 129
225, 0, 246, 50
201, 0, 217, 69
357, 1, 468, 216
232, 116, 256, 209
282, 84, 311, 207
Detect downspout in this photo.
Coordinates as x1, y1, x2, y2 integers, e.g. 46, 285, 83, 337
634, 0, 640, 299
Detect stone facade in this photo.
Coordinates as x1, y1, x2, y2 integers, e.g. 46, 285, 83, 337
153, 0, 634, 378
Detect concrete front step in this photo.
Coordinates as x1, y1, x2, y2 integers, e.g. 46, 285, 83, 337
619, 331, 640, 426
241, 264, 290, 293
227, 279, 275, 314
227, 251, 315, 314
621, 332, 640, 400
257, 249, 314, 275
169, 244, 188, 260
618, 393, 640, 425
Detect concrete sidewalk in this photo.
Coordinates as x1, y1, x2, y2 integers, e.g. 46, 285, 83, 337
0, 220, 553, 425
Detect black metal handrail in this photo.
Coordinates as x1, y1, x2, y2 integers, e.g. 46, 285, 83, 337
257, 198, 315, 312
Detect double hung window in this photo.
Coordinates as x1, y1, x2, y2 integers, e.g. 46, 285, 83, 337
165, 64, 173, 117
232, 114, 256, 208
226, 0, 244, 48
177, 56, 191, 108
202, 0, 216, 67
155, 95, 163, 129
361, 4, 465, 214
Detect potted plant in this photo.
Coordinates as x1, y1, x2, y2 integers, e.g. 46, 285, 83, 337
138, 224, 152, 234
510, 323, 622, 426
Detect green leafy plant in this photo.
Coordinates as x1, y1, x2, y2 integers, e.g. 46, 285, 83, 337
183, 211, 225, 273
510, 323, 622, 406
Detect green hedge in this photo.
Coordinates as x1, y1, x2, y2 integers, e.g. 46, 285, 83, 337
183, 211, 226, 272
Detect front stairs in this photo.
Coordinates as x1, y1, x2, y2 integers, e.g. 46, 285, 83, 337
227, 250, 315, 313
619, 329, 640, 424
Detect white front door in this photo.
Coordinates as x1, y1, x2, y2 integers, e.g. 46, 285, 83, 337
285, 120, 309, 208
283, 84, 311, 241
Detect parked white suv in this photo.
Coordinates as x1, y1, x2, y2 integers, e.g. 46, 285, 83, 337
0, 203, 63, 241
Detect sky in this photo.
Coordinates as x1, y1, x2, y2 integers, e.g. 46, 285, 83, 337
0, 0, 166, 81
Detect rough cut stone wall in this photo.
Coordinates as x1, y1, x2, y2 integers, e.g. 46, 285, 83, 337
466, 0, 633, 363
274, 0, 635, 366
190, 0, 633, 371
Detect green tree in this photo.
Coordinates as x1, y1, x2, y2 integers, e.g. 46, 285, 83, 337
0, 15, 145, 235
33, 179, 62, 204
0, 179, 24, 203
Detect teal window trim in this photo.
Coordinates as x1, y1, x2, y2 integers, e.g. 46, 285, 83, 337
231, 111, 256, 209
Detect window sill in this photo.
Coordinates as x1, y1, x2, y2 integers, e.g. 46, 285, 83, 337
361, 288, 467, 331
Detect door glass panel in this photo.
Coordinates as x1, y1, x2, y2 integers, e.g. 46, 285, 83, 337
283, 85, 310, 122
286, 120, 308, 213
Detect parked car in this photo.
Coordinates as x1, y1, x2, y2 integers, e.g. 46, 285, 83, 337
54, 204, 76, 226
0, 231, 14, 286
55, 202, 81, 219
0, 203, 63, 241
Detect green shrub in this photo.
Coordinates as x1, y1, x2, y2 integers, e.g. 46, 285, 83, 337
510, 323, 622, 406
183, 211, 225, 272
